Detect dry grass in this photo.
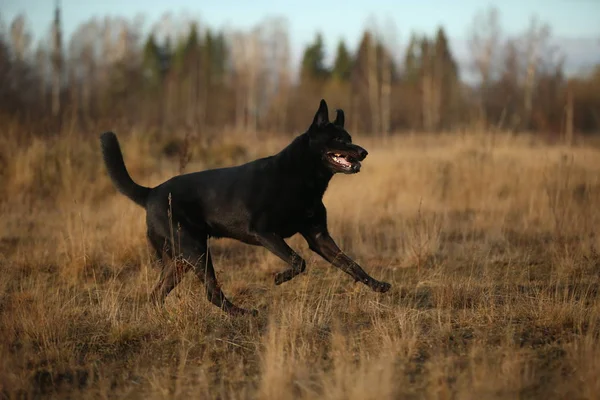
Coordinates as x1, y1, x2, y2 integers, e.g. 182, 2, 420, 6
1, 129, 599, 399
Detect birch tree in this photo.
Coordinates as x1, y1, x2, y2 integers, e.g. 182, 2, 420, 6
467, 6, 501, 126
521, 16, 551, 130
51, 3, 63, 117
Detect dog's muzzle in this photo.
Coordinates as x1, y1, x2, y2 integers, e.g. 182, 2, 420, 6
354, 145, 368, 161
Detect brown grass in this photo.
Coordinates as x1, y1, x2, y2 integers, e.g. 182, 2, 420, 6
1, 129, 599, 399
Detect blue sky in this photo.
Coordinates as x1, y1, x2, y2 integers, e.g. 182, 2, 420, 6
3, 0, 600, 76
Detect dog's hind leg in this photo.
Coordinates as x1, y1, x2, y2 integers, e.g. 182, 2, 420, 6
147, 221, 253, 315
191, 243, 256, 316
253, 232, 307, 285
147, 228, 169, 264
147, 228, 189, 305
149, 259, 187, 305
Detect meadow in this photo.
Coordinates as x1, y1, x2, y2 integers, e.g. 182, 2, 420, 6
0, 127, 599, 399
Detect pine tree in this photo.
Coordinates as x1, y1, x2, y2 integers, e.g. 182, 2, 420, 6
433, 26, 460, 128
331, 39, 352, 82
403, 33, 421, 84
161, 36, 174, 74
172, 37, 188, 73
203, 29, 214, 82
187, 23, 199, 51
142, 33, 162, 88
300, 32, 329, 82
177, 24, 201, 79
420, 36, 435, 130
210, 32, 227, 84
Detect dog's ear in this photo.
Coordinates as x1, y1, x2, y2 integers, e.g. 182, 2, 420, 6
312, 99, 329, 128
334, 109, 345, 128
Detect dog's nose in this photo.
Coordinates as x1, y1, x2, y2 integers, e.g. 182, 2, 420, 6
357, 147, 368, 160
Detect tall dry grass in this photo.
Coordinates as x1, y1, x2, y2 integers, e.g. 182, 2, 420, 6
0, 128, 599, 399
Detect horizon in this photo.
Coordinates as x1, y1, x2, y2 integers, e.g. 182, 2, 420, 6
3, 0, 600, 79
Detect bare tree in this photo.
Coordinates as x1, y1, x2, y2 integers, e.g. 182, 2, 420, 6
379, 17, 399, 138
356, 15, 400, 136
246, 27, 265, 134
35, 44, 48, 111
565, 79, 573, 145
520, 16, 551, 130
467, 6, 501, 126
69, 19, 101, 120
6, 14, 32, 100
420, 38, 435, 131
10, 14, 31, 63
357, 32, 380, 135
357, 15, 381, 135
261, 17, 291, 131
51, 1, 63, 117
275, 23, 291, 132
497, 38, 521, 131
229, 31, 248, 132
230, 26, 266, 134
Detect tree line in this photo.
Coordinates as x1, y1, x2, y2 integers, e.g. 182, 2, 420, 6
1, 6, 599, 140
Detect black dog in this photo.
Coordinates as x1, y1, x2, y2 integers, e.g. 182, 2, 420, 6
100, 99, 391, 315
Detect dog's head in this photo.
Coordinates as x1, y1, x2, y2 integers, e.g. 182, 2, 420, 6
307, 99, 368, 174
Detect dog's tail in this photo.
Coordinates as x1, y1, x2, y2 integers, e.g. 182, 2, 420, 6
100, 131, 151, 208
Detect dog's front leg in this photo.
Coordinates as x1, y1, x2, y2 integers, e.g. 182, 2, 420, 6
253, 232, 307, 285
302, 228, 391, 293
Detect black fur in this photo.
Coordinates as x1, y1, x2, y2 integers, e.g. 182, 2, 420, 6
100, 134, 150, 208
100, 99, 391, 316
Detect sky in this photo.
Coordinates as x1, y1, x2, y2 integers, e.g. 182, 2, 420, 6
3, 0, 600, 77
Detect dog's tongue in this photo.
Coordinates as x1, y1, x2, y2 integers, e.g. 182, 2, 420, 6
334, 156, 352, 167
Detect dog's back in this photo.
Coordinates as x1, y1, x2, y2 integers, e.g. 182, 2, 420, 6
143, 135, 327, 243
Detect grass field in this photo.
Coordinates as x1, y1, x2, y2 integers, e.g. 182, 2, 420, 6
1, 129, 599, 399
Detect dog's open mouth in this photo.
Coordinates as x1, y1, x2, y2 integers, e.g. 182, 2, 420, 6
326, 151, 361, 172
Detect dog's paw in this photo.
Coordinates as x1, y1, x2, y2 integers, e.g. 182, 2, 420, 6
372, 281, 392, 293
